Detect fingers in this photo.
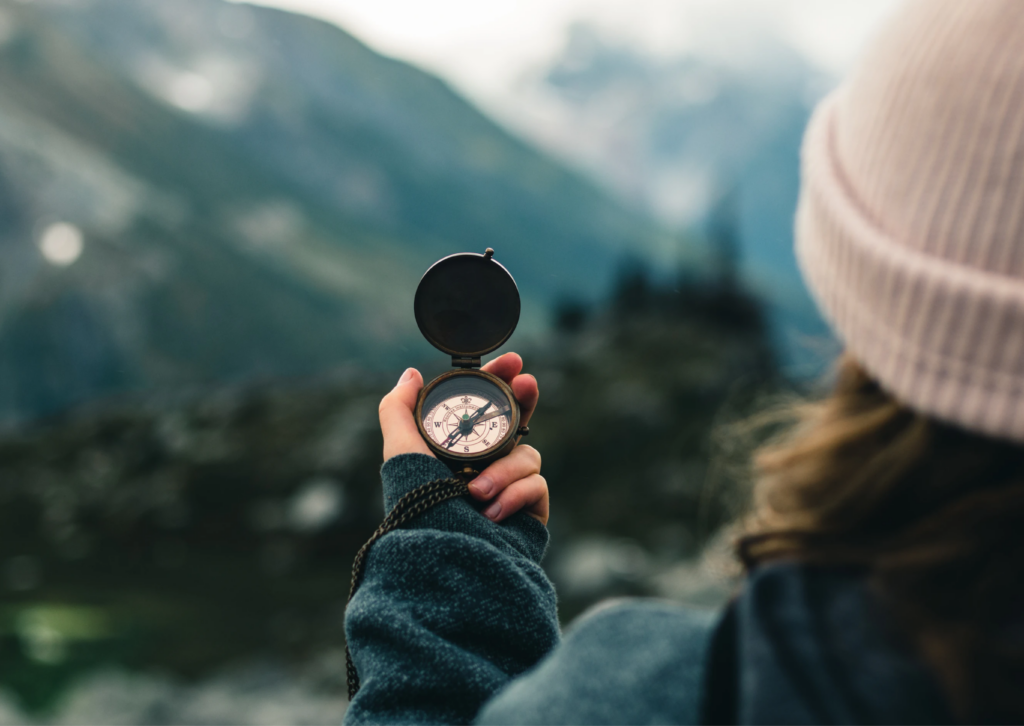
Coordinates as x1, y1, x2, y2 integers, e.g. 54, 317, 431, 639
511, 374, 538, 427
468, 444, 541, 500
481, 474, 549, 526
481, 351, 523, 383
468, 445, 547, 523
482, 352, 538, 426
379, 368, 434, 461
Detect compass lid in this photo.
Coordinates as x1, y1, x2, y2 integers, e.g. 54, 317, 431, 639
414, 248, 520, 361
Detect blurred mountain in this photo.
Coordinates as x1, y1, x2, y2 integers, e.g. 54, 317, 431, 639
506, 23, 837, 371
0, 0, 664, 423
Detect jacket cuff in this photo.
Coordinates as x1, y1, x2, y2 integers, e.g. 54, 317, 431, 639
380, 453, 455, 512
378, 453, 549, 564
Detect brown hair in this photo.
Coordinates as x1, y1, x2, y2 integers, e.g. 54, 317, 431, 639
737, 354, 1024, 723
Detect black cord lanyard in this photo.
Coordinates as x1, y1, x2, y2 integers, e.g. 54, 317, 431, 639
345, 476, 469, 700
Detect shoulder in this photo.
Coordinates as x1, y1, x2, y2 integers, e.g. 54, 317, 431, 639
476, 599, 721, 726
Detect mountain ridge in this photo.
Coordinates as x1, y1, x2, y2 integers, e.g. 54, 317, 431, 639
0, 0, 666, 422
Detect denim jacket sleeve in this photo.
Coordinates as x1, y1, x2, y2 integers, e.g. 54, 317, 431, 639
343, 453, 560, 725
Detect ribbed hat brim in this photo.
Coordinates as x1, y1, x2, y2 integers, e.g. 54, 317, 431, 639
796, 92, 1024, 441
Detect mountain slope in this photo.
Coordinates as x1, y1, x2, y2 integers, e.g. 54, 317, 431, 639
0, 0, 662, 422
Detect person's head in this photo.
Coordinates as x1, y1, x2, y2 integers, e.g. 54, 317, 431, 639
739, 1, 1024, 721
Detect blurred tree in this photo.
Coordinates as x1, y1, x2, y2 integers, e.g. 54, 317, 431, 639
706, 187, 742, 292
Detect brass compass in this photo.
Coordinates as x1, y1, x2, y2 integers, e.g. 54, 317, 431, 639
413, 248, 527, 477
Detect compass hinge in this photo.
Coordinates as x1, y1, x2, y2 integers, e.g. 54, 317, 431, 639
451, 355, 481, 368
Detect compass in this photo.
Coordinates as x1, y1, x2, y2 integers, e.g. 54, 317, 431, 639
413, 248, 527, 476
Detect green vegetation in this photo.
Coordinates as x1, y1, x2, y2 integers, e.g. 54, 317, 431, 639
0, 263, 776, 712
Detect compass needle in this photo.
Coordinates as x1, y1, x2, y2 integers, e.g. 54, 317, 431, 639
474, 407, 511, 425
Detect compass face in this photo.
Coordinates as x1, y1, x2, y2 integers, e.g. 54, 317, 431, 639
421, 375, 514, 456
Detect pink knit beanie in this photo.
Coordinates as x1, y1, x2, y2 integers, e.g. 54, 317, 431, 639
796, 0, 1024, 441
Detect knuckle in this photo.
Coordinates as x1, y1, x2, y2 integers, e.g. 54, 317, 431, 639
516, 443, 536, 457
508, 447, 540, 475
521, 445, 542, 470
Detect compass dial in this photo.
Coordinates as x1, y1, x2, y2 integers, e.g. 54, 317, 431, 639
421, 375, 514, 456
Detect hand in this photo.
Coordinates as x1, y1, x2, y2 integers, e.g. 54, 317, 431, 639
467, 442, 546, 525
378, 352, 546, 524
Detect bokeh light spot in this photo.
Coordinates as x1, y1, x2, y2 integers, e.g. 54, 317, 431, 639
288, 477, 345, 533
38, 222, 84, 266
168, 72, 214, 113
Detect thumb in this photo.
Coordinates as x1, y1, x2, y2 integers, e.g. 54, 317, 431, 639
379, 368, 434, 461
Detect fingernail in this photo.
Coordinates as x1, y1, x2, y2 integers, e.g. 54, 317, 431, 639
483, 501, 502, 520
470, 476, 494, 497
397, 368, 415, 385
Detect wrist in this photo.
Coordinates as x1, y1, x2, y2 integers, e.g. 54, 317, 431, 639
380, 453, 455, 512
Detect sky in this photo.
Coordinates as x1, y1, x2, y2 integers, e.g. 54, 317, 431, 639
228, 0, 901, 116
